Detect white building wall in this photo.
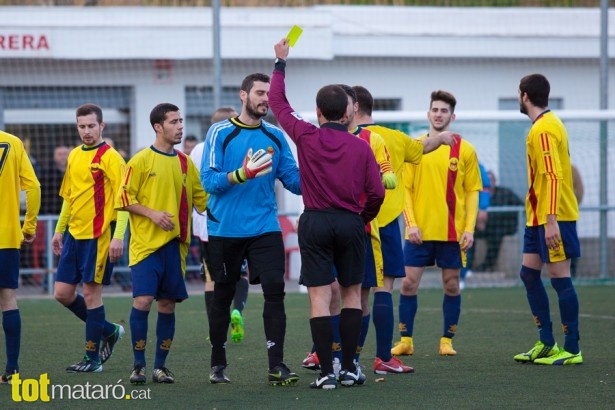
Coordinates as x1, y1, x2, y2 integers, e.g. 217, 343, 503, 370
1, 5, 613, 218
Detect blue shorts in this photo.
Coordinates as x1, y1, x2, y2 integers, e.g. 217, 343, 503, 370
56, 231, 113, 285
362, 232, 377, 288
404, 240, 462, 269
0, 249, 20, 289
131, 240, 188, 302
523, 222, 581, 263
380, 219, 405, 278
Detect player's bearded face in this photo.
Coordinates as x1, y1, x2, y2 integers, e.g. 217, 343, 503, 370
244, 82, 269, 120
519, 98, 528, 115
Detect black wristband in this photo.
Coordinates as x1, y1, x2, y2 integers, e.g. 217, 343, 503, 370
274, 58, 286, 71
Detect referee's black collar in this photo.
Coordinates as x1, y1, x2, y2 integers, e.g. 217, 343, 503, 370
321, 122, 348, 131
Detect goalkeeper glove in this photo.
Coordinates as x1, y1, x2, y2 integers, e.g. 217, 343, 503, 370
232, 148, 273, 184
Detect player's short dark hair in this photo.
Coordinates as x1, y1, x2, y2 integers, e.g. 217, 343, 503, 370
353, 85, 373, 116
76, 103, 103, 123
337, 84, 357, 104
184, 135, 198, 142
150, 103, 180, 129
519, 73, 550, 108
241, 73, 270, 94
430, 90, 457, 113
316, 84, 348, 122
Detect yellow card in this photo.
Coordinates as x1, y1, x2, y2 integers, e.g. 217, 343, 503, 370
287, 25, 303, 47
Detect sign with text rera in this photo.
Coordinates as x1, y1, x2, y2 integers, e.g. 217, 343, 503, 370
0, 32, 51, 57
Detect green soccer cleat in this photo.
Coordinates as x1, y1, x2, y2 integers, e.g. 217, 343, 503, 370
269, 363, 299, 386
513, 341, 559, 363
534, 349, 583, 365
231, 309, 244, 343
100, 323, 125, 364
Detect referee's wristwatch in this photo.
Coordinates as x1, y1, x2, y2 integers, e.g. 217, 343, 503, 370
275, 57, 285, 64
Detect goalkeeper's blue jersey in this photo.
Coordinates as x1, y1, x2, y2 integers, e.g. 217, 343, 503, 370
201, 117, 301, 238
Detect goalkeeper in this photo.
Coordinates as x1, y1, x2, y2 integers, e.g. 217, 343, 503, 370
201, 73, 301, 386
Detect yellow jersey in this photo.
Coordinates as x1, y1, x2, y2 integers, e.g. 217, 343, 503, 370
0, 131, 41, 249
60, 142, 125, 239
525, 110, 578, 226
117, 146, 207, 266
363, 124, 423, 227
403, 134, 482, 242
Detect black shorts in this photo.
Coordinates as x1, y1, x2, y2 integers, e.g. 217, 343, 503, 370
298, 209, 365, 288
207, 232, 285, 285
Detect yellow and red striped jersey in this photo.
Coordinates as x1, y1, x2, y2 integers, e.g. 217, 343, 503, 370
525, 110, 578, 226
60, 141, 125, 239
403, 134, 482, 242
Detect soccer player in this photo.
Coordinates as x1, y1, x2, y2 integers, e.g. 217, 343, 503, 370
201, 73, 301, 386
513, 73, 583, 365
393, 90, 482, 357
0, 130, 41, 383
191, 107, 249, 343
353, 85, 458, 370
270, 39, 385, 390
117, 103, 207, 384
51, 104, 127, 373
343, 84, 400, 371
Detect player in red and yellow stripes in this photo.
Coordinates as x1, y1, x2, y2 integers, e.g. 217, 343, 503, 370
52, 103, 128, 373
397, 90, 482, 357
513, 74, 582, 366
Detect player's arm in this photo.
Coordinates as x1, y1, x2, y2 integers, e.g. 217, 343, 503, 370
109, 210, 128, 263
402, 163, 421, 244
422, 131, 458, 154
461, 190, 479, 251
534, 131, 563, 248
361, 150, 385, 224
122, 203, 175, 232
372, 135, 396, 189
19, 148, 41, 242
51, 200, 70, 256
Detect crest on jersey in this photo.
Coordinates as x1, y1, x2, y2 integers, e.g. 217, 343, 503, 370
449, 157, 459, 172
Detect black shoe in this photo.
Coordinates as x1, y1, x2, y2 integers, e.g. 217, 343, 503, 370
100, 323, 125, 364
66, 356, 102, 373
0, 370, 17, 384
309, 373, 337, 390
209, 365, 230, 384
268, 362, 299, 386
130, 364, 146, 385
152, 367, 175, 383
338, 365, 366, 387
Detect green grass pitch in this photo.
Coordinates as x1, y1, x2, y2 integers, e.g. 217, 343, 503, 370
2, 285, 614, 409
